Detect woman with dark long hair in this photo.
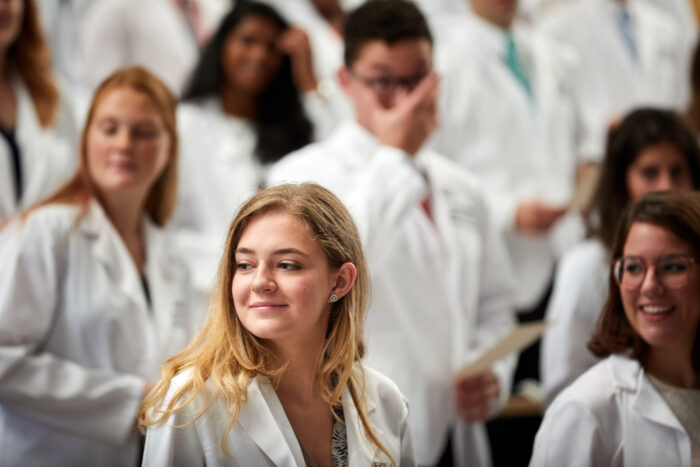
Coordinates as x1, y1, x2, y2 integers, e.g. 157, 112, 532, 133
541, 108, 700, 403
173, 1, 325, 291
0, 0, 77, 220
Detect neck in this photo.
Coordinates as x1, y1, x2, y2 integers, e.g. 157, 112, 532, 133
644, 348, 698, 389
100, 191, 145, 242
220, 85, 256, 119
274, 336, 326, 405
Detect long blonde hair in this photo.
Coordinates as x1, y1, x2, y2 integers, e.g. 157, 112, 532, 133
27, 66, 178, 227
9, 0, 59, 127
139, 183, 395, 464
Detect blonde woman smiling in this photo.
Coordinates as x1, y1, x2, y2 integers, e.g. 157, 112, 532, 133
139, 183, 414, 467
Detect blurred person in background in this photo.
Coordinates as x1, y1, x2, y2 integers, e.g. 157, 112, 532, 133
0, 67, 199, 467
171, 1, 321, 295
0, 0, 78, 220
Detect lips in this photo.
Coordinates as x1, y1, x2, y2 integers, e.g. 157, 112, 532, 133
250, 302, 287, 312
107, 159, 137, 171
638, 305, 674, 321
640, 305, 673, 315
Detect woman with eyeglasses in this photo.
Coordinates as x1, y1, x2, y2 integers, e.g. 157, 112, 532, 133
541, 108, 700, 404
531, 190, 700, 467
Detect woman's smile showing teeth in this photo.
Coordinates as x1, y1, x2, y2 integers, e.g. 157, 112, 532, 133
640, 305, 673, 315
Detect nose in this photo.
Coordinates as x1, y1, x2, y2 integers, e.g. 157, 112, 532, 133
639, 264, 665, 295
249, 42, 274, 64
114, 128, 133, 151
251, 264, 276, 294
655, 170, 674, 191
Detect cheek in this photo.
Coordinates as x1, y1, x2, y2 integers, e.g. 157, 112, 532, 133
85, 134, 105, 176
231, 275, 247, 307
626, 172, 648, 201
619, 289, 639, 323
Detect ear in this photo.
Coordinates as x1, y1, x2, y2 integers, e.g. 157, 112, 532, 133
337, 67, 353, 96
330, 262, 357, 300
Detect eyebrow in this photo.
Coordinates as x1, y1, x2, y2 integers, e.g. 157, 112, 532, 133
235, 247, 310, 258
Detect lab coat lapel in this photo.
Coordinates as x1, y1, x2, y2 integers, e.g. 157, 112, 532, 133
421, 156, 479, 368
80, 200, 149, 313
343, 384, 388, 466
143, 221, 190, 365
235, 376, 306, 467
610, 355, 689, 465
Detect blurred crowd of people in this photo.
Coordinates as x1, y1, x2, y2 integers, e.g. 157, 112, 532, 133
1, 0, 699, 466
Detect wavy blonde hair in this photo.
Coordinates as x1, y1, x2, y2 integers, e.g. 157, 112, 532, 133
27, 66, 178, 227
139, 183, 395, 464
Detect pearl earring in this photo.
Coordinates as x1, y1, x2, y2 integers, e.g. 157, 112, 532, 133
329, 294, 339, 303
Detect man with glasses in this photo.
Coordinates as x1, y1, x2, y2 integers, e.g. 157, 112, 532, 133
268, 1, 516, 465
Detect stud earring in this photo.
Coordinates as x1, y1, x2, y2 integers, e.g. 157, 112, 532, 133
329, 294, 339, 303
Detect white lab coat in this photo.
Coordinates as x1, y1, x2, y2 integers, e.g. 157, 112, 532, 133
0, 200, 200, 467
80, 0, 199, 96
431, 15, 585, 309
172, 98, 263, 292
0, 78, 78, 220
541, 238, 608, 404
538, 0, 688, 161
142, 365, 415, 466
531, 354, 693, 467
268, 121, 516, 466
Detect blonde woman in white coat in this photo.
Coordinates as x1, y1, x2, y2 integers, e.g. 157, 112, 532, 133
0, 0, 77, 220
139, 183, 415, 467
532, 190, 700, 467
542, 108, 700, 403
0, 67, 199, 467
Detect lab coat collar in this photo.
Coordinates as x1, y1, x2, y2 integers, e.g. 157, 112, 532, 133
78, 199, 151, 312
338, 121, 382, 168
609, 354, 686, 433
467, 14, 512, 60
340, 120, 431, 171
236, 370, 388, 467
235, 376, 306, 467
342, 374, 394, 466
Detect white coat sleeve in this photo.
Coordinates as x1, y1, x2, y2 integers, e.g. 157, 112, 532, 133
541, 250, 603, 405
0, 218, 146, 446
530, 395, 615, 467
471, 195, 517, 411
